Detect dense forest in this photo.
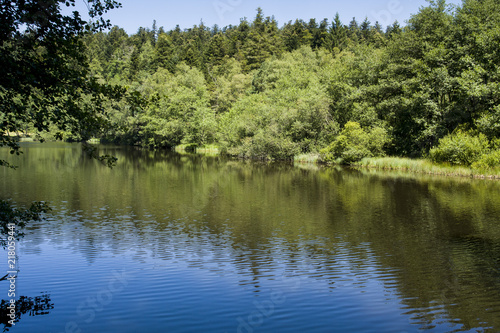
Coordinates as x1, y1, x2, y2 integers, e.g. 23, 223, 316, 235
36, 0, 500, 166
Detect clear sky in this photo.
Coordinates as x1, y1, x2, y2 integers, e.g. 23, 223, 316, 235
68, 0, 463, 34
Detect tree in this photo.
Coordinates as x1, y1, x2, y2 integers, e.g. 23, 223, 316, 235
1, 0, 123, 167
105, 26, 128, 59
281, 19, 312, 52
311, 18, 329, 49
348, 17, 360, 42
0, 0, 121, 233
220, 46, 335, 159
205, 32, 228, 67
385, 21, 402, 39
155, 32, 174, 71
242, 8, 282, 71
138, 64, 216, 148
329, 13, 348, 52
360, 17, 371, 42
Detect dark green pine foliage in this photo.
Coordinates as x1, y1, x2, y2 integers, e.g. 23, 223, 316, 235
282, 19, 312, 52
385, 21, 402, 39
329, 13, 348, 52
155, 32, 174, 71
311, 19, 330, 49
206, 32, 228, 67
242, 8, 282, 71
348, 17, 360, 42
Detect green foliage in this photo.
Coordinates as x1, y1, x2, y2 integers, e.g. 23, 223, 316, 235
136, 64, 216, 148
321, 121, 389, 164
471, 150, 500, 170
429, 130, 490, 166
219, 46, 335, 159
241, 8, 283, 72
232, 127, 300, 160
1, 1, 124, 241
1, 0, 123, 163
476, 105, 500, 140
208, 58, 252, 114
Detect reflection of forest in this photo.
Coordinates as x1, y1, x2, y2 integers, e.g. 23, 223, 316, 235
0, 294, 53, 331
2, 144, 500, 330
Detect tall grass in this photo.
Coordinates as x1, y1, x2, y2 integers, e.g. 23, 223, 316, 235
354, 157, 500, 179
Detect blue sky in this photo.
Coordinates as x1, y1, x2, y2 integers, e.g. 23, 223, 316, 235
68, 0, 463, 34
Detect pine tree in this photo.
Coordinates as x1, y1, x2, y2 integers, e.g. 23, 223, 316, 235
128, 45, 140, 81
206, 33, 228, 67
385, 21, 402, 39
329, 13, 348, 51
152, 20, 158, 45
139, 40, 156, 74
348, 17, 360, 42
155, 33, 174, 71
106, 26, 128, 59
242, 8, 281, 71
360, 17, 372, 42
311, 18, 329, 49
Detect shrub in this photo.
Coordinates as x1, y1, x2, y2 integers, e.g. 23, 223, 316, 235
320, 121, 389, 164
231, 128, 300, 160
429, 130, 489, 166
471, 150, 500, 170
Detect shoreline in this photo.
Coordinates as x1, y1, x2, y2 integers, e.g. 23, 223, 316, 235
173, 145, 500, 180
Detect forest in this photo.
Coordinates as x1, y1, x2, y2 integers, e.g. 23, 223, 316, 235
25, 0, 500, 168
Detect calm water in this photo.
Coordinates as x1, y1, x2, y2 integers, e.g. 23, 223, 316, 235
1, 143, 500, 333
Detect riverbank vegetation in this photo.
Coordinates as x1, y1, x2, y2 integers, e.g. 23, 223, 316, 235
354, 157, 500, 179
15, 0, 500, 173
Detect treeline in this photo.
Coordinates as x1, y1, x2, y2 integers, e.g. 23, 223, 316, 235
52, 0, 500, 165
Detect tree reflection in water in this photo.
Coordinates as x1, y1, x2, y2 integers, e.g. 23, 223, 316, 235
0, 294, 53, 331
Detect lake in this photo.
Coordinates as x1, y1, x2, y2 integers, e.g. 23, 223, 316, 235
1, 143, 500, 333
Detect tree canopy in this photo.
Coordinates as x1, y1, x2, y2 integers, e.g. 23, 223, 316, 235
0, 0, 122, 167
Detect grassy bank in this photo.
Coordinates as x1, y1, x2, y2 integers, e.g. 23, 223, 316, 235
354, 157, 500, 179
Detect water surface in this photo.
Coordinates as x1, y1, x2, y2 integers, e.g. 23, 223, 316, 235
1, 143, 500, 332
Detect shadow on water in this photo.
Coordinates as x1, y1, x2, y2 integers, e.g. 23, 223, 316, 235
1, 143, 500, 331
0, 294, 53, 331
